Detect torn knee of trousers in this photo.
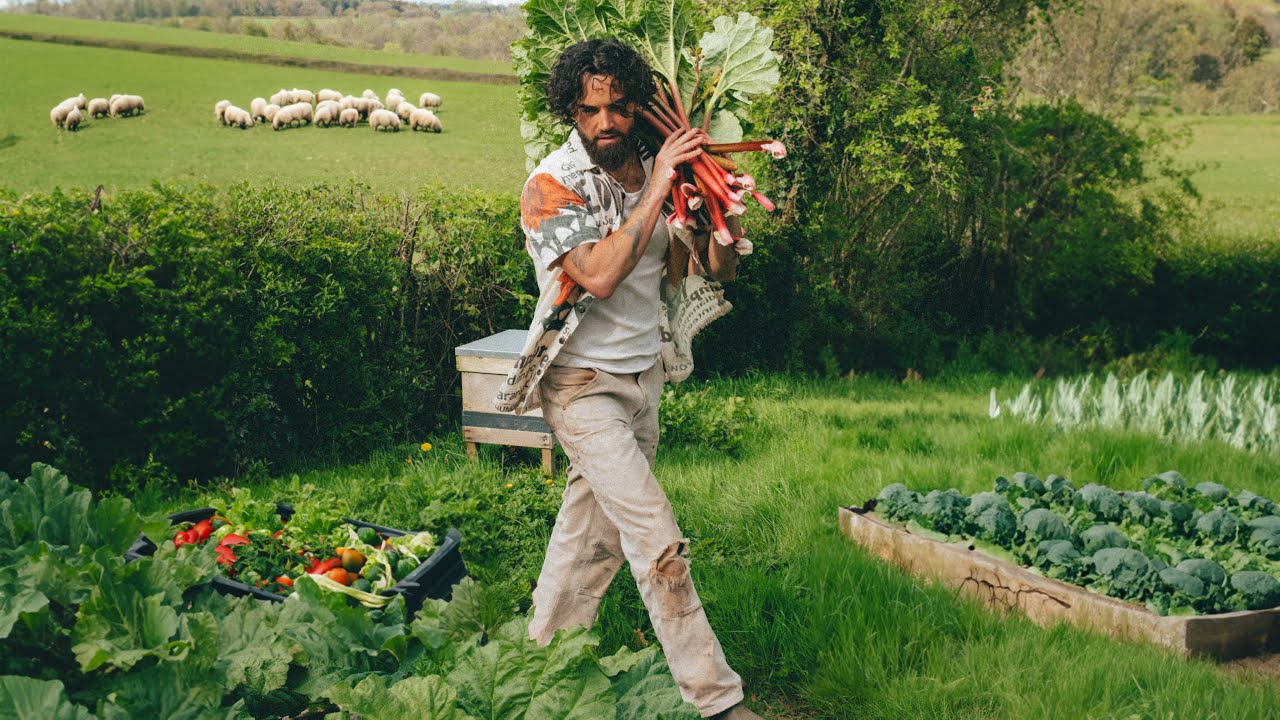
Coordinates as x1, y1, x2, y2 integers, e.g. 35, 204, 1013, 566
650, 539, 701, 618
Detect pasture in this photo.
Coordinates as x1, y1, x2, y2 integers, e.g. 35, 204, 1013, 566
0, 12, 514, 76
0, 37, 527, 195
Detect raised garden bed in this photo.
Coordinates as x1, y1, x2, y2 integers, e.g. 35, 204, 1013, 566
839, 504, 1280, 660
127, 503, 466, 616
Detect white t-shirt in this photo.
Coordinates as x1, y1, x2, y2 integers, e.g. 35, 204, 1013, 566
552, 185, 669, 374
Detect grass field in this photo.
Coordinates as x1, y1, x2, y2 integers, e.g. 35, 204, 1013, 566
0, 37, 527, 195
132, 374, 1280, 719
1157, 113, 1280, 244
0, 13, 514, 76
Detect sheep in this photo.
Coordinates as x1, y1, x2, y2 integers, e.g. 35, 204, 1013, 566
314, 103, 338, 127
316, 99, 340, 116
264, 103, 281, 122
354, 97, 384, 118
338, 95, 357, 113
419, 92, 442, 108
109, 94, 145, 117
338, 107, 360, 127
362, 89, 378, 100
271, 102, 313, 130
64, 107, 84, 132
87, 98, 109, 119
223, 106, 253, 129
50, 103, 72, 127
291, 88, 314, 105
409, 108, 442, 133
386, 90, 406, 108
62, 93, 87, 110
270, 89, 291, 107
215, 99, 231, 124
250, 97, 268, 122
369, 108, 401, 132
317, 88, 341, 103
394, 101, 416, 122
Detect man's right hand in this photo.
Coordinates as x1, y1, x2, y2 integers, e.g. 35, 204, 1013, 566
652, 127, 707, 192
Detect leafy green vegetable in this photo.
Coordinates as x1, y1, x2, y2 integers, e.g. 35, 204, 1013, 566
1091, 548, 1155, 601
1035, 540, 1084, 581
964, 492, 1017, 544
1194, 508, 1241, 544
0, 676, 95, 720
1176, 558, 1228, 588
1080, 524, 1129, 554
875, 483, 918, 522
916, 489, 970, 536
1021, 508, 1072, 545
1228, 571, 1280, 611
1195, 482, 1231, 503
1076, 484, 1124, 523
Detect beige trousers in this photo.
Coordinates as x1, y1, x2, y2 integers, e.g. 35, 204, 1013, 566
529, 361, 744, 718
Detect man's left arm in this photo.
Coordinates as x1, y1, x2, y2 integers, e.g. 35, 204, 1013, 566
706, 214, 742, 283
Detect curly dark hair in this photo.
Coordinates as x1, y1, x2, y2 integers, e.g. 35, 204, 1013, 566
546, 39, 656, 125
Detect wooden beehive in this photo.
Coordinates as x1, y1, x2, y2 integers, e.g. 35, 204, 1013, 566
839, 506, 1280, 660
455, 330, 556, 475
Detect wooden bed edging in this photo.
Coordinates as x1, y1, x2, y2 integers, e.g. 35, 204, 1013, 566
837, 506, 1280, 660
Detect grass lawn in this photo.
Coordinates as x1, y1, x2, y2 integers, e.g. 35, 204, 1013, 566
0, 13, 514, 76
134, 374, 1280, 719
0, 38, 526, 195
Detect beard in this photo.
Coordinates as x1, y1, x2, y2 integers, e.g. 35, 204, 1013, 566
582, 130, 635, 171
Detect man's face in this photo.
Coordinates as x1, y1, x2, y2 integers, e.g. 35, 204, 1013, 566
572, 74, 637, 171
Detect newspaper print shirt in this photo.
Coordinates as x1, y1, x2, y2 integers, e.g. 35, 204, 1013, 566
495, 129, 731, 415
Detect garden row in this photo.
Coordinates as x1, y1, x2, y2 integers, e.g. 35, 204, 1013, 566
873, 471, 1280, 616
0, 463, 698, 719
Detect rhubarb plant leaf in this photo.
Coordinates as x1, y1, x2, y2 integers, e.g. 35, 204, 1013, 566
698, 13, 780, 120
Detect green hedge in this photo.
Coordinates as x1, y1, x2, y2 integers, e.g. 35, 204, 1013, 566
0, 183, 531, 488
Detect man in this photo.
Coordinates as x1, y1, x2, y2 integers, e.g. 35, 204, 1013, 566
496, 39, 762, 720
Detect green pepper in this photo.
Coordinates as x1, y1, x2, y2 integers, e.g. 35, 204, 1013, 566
357, 526, 380, 546
352, 578, 373, 593
395, 558, 417, 581
361, 563, 383, 581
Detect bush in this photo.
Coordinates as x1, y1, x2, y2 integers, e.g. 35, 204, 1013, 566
658, 383, 754, 455
0, 183, 531, 489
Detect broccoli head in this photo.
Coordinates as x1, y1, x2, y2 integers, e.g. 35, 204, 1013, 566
1091, 548, 1155, 601
1081, 523, 1130, 554
1176, 558, 1228, 588
1077, 483, 1124, 522
918, 488, 970, 536
1142, 471, 1189, 500
1158, 500, 1196, 533
965, 492, 1018, 544
1193, 507, 1241, 544
876, 483, 920, 522
1157, 567, 1206, 598
1012, 472, 1045, 495
1195, 482, 1231, 504
1228, 571, 1280, 611
1147, 567, 1209, 616
1022, 508, 1073, 544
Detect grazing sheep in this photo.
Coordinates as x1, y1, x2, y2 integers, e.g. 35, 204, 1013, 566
362, 89, 378, 100
338, 95, 357, 113
292, 88, 315, 105
87, 98, 109, 119
369, 108, 401, 132
63, 94, 87, 110
109, 93, 121, 104
316, 100, 340, 116
109, 94, 145, 117
50, 103, 72, 128
215, 99, 231, 124
419, 92, 442, 108
223, 106, 253, 129
386, 91, 406, 108
318, 88, 341, 103
314, 103, 338, 127
64, 107, 84, 132
338, 107, 360, 127
270, 89, 290, 107
394, 101, 416, 122
264, 103, 281, 122
250, 97, 268, 122
409, 108, 442, 133
271, 102, 313, 130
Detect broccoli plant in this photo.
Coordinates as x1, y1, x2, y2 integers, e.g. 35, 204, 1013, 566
1235, 491, 1278, 520
1245, 517, 1280, 560
1146, 567, 1207, 616
1043, 474, 1076, 507
1021, 508, 1073, 546
1034, 540, 1087, 582
1076, 484, 1124, 523
917, 489, 969, 536
1194, 508, 1241, 545
1142, 471, 1189, 501
1090, 548, 1156, 602
1195, 482, 1231, 505
875, 483, 919, 522
1227, 571, 1280, 611
1080, 524, 1130, 554
964, 492, 1017, 544
1122, 492, 1164, 525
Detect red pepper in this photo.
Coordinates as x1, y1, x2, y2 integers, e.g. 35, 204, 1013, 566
191, 519, 213, 542
277, 575, 294, 587
308, 557, 342, 575
307, 557, 321, 572
219, 534, 251, 547
214, 545, 237, 565
272, 529, 285, 539
173, 531, 189, 549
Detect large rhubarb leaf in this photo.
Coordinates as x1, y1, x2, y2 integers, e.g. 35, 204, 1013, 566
697, 13, 780, 120
213, 596, 300, 696
0, 676, 95, 720
627, 0, 699, 95
0, 567, 49, 640
609, 645, 699, 720
324, 674, 476, 720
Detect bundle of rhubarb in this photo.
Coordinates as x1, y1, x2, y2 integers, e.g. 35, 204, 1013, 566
513, 0, 784, 254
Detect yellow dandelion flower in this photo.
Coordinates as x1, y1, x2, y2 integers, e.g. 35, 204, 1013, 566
420, 442, 433, 452
406, 457, 413, 465
505, 482, 514, 489
545, 478, 553, 485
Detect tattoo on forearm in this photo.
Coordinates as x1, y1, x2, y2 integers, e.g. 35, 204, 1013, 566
617, 223, 644, 262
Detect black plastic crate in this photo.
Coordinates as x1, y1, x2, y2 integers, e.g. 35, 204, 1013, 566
126, 504, 466, 615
